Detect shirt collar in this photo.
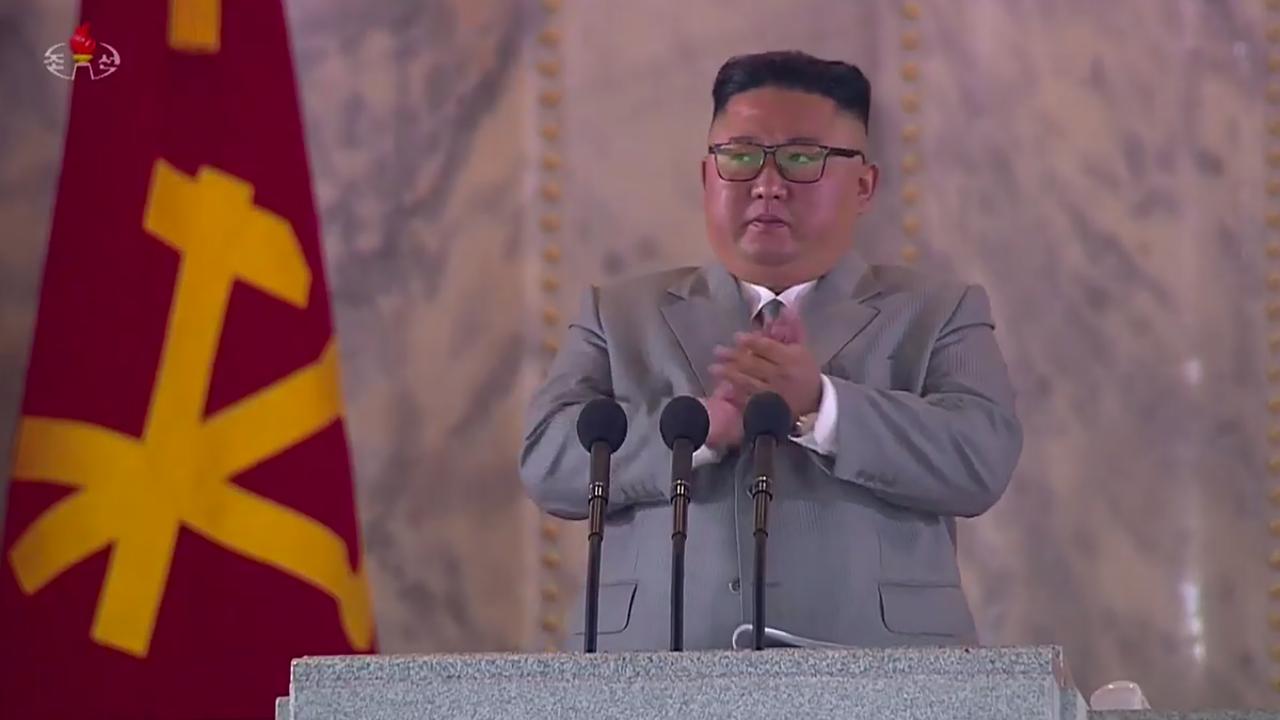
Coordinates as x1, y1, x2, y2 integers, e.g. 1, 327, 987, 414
737, 278, 818, 317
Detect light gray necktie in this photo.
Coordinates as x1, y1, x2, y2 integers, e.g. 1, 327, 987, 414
755, 298, 784, 327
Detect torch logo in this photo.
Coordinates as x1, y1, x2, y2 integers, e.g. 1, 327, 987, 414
44, 22, 122, 80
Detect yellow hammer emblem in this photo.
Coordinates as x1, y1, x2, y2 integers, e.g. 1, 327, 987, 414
7, 161, 374, 658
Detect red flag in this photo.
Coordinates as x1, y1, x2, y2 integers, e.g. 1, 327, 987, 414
2, 2, 376, 718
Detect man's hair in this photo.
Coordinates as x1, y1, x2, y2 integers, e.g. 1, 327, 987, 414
711, 51, 872, 129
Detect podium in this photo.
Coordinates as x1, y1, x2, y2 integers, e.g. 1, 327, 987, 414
276, 645, 1090, 719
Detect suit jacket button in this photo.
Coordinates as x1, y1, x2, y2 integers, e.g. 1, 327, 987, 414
729, 579, 741, 593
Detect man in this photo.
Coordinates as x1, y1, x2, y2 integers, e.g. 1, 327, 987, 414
521, 51, 1021, 650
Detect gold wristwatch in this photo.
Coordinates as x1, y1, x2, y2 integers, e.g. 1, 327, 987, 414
790, 412, 817, 438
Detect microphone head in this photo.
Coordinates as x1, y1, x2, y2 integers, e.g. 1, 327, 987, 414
743, 392, 792, 442
659, 395, 710, 450
576, 398, 628, 452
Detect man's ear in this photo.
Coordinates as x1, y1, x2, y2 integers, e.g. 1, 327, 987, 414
862, 163, 880, 199
857, 162, 880, 205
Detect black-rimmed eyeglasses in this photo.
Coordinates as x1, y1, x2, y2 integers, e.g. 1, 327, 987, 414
708, 142, 866, 184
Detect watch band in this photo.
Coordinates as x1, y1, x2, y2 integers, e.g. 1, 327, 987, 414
790, 412, 817, 438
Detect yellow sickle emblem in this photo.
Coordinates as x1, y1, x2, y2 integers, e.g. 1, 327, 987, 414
8, 161, 374, 658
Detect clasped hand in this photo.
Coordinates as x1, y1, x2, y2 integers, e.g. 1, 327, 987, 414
702, 306, 821, 451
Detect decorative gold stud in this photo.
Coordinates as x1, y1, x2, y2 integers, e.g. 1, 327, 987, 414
536, 59, 561, 78
902, 184, 921, 205
538, 28, 561, 47
903, 216, 922, 237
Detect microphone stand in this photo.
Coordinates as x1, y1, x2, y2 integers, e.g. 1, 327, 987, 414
668, 437, 693, 651
750, 436, 775, 651
583, 441, 611, 653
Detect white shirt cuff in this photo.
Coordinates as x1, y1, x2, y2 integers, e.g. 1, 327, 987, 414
793, 374, 838, 456
692, 443, 721, 469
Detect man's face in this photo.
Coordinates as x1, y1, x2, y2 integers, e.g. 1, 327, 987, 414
702, 87, 878, 290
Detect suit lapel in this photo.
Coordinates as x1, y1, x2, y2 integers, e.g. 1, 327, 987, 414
801, 253, 882, 368
660, 254, 883, 393
660, 264, 751, 396
804, 300, 880, 369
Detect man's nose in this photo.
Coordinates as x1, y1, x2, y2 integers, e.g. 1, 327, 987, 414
751, 157, 789, 200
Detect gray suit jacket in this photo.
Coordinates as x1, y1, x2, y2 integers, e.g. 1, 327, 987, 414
520, 252, 1021, 651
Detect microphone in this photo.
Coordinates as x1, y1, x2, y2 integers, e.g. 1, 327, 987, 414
659, 396, 710, 652
742, 392, 792, 651
575, 398, 627, 653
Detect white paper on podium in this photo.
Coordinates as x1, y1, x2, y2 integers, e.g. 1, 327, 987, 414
730, 624, 852, 650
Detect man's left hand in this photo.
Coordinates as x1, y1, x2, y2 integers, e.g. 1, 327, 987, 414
710, 332, 822, 418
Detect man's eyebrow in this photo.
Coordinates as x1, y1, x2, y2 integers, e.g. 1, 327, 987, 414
720, 135, 824, 144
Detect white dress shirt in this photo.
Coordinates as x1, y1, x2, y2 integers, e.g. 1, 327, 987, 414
691, 279, 840, 468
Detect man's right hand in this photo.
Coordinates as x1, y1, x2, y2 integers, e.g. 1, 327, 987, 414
703, 382, 744, 451
701, 308, 803, 452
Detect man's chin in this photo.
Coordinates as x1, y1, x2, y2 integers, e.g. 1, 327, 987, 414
739, 244, 799, 267
737, 231, 799, 263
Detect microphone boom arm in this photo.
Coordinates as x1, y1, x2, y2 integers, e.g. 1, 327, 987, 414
584, 441, 611, 653
669, 437, 692, 651
750, 436, 774, 651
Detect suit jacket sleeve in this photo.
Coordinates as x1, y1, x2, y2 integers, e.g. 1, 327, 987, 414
520, 286, 673, 519
825, 284, 1022, 517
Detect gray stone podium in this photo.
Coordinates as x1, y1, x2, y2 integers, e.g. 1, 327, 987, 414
276, 645, 1090, 719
